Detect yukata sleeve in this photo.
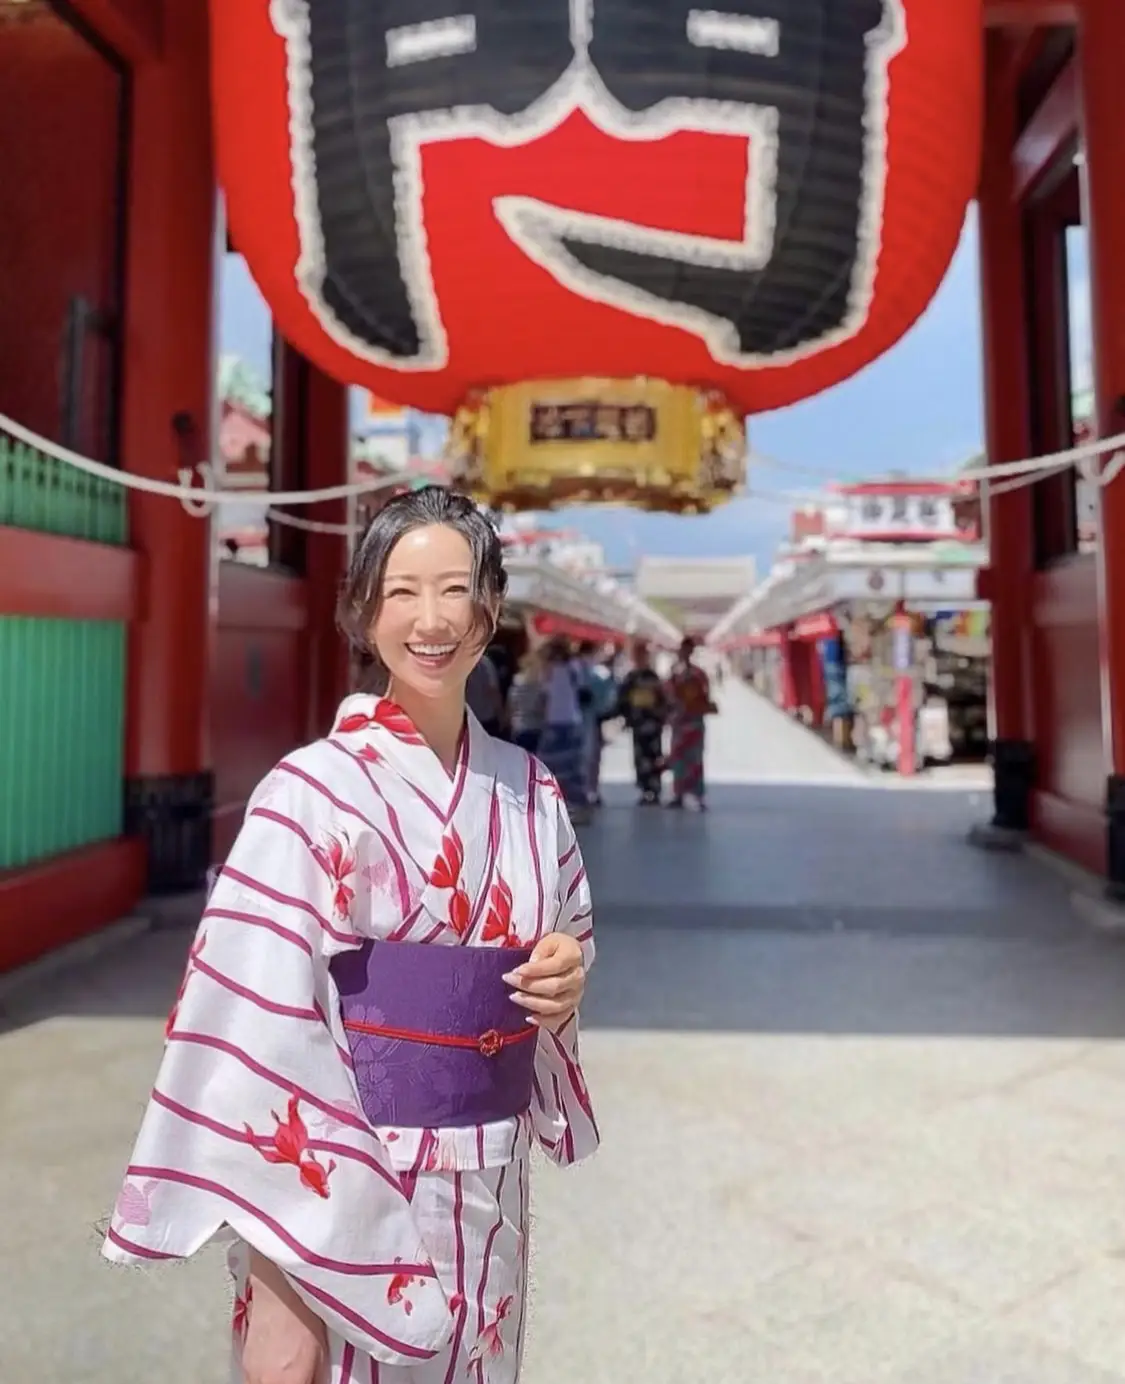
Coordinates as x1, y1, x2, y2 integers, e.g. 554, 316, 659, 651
529, 800, 600, 1166
101, 764, 453, 1366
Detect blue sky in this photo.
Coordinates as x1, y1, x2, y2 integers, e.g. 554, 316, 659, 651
562, 208, 988, 571
220, 205, 1053, 572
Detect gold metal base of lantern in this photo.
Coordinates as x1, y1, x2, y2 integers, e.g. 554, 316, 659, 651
444, 378, 746, 514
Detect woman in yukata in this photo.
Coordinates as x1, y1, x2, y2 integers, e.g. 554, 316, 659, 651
665, 637, 717, 811
617, 639, 669, 805
102, 487, 599, 1384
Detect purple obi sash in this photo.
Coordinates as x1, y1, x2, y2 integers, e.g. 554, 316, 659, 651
330, 941, 537, 1129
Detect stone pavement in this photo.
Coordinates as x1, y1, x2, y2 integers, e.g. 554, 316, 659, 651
4, 681, 1125, 1382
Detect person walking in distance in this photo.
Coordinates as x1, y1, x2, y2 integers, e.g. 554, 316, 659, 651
538, 637, 591, 825
465, 644, 506, 738
575, 641, 617, 809
507, 646, 547, 755
666, 636, 717, 810
617, 639, 668, 806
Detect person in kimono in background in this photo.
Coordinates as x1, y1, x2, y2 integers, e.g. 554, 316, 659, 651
102, 486, 599, 1384
536, 637, 591, 826
617, 640, 668, 806
665, 637, 717, 811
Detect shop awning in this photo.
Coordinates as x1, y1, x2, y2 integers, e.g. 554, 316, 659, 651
531, 613, 628, 646
792, 612, 839, 642
505, 554, 679, 647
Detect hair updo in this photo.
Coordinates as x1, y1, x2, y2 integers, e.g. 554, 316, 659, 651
336, 486, 508, 693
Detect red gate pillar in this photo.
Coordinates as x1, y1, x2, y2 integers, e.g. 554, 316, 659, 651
121, 0, 217, 892
976, 33, 1036, 836
1078, 0, 1125, 893
303, 364, 351, 738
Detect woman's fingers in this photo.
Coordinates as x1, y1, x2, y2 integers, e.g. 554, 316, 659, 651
508, 944, 581, 983
504, 932, 585, 1017
509, 970, 577, 999
509, 972, 584, 1015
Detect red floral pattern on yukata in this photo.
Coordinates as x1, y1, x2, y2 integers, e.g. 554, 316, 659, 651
245, 1095, 337, 1198
469, 1295, 515, 1367
430, 827, 471, 935
336, 700, 427, 746
232, 1280, 253, 1343
311, 832, 357, 921
481, 878, 523, 948
386, 1258, 425, 1316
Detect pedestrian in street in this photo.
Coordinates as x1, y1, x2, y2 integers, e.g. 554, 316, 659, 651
617, 639, 669, 805
507, 645, 547, 754
666, 636, 717, 810
575, 640, 618, 808
465, 644, 506, 738
102, 486, 598, 1384
487, 641, 516, 711
537, 636, 592, 825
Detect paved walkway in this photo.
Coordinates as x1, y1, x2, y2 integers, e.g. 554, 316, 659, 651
4, 682, 1125, 1382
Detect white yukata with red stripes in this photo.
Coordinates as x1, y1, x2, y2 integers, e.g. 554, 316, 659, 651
102, 694, 598, 1383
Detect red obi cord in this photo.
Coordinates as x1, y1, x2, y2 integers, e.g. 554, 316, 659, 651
341, 1018, 537, 1058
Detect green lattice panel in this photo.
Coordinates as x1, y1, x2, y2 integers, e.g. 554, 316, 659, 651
0, 434, 127, 544
0, 616, 126, 869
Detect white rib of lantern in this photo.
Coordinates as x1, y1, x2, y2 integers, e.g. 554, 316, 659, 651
385, 15, 478, 69
686, 10, 781, 58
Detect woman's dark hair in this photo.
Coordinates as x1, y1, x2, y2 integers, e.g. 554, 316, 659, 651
337, 486, 508, 693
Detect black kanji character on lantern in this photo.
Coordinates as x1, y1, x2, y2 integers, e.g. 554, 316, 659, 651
294, 0, 897, 365
582, 0, 894, 358
298, 0, 573, 359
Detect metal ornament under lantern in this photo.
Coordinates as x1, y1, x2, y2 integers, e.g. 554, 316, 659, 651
445, 378, 745, 512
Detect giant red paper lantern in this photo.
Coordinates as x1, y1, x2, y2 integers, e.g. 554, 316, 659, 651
211, 1, 982, 420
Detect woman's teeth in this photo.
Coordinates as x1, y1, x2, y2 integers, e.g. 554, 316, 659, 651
407, 643, 458, 657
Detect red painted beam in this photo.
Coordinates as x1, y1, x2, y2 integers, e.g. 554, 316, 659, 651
0, 526, 143, 621
1012, 57, 1078, 200
984, 0, 1078, 26
66, 0, 162, 60
0, 836, 146, 973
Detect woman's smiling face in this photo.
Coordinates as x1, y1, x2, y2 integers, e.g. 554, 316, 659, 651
369, 523, 493, 700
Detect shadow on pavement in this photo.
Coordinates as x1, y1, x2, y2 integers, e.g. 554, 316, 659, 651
4, 781, 1123, 1043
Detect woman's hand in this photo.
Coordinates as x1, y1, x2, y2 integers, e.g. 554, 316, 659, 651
504, 932, 586, 1032
241, 1250, 327, 1384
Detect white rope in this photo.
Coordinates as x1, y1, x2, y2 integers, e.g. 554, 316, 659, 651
5, 404, 1125, 522
750, 430, 1125, 495
266, 507, 361, 536
0, 410, 412, 516
960, 432, 1125, 484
